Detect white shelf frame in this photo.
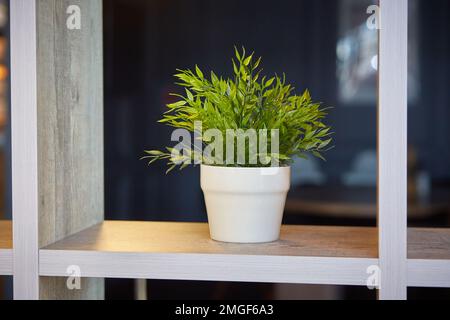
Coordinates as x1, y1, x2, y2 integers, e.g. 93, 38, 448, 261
10, 0, 39, 299
0, 249, 12, 276
40, 251, 378, 287
378, 0, 408, 299
408, 260, 450, 288
38, 252, 450, 289
8, 0, 449, 300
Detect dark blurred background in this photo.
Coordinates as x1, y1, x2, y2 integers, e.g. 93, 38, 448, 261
1, 0, 450, 300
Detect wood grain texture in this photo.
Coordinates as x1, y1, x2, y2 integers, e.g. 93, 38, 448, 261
11, 0, 40, 299
35, 0, 104, 299
36, 0, 104, 248
378, 0, 408, 300
407, 229, 450, 287
0, 220, 12, 275
40, 222, 378, 286
0, 220, 12, 249
408, 228, 450, 260
43, 221, 378, 258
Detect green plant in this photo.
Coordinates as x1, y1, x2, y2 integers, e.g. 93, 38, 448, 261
142, 47, 332, 172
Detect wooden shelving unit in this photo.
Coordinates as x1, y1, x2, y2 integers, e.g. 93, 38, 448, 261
37, 221, 450, 289
9, 0, 449, 300
40, 221, 378, 286
0, 220, 12, 275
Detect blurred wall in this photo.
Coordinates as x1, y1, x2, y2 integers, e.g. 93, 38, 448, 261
103, 0, 450, 222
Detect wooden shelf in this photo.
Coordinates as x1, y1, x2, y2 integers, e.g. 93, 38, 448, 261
42, 221, 378, 257
408, 228, 450, 288
40, 221, 378, 286
0, 220, 13, 275
408, 228, 450, 260
39, 221, 450, 287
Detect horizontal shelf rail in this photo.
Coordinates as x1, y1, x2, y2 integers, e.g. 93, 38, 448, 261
40, 251, 377, 286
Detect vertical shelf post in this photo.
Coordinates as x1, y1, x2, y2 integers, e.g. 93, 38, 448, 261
11, 0, 39, 300
378, 0, 408, 300
11, 0, 104, 300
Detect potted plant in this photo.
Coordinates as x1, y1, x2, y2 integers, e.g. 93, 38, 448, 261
142, 48, 332, 243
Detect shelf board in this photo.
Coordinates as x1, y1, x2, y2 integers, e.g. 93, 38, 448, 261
0, 220, 13, 275
40, 221, 378, 286
408, 228, 450, 288
39, 221, 450, 287
408, 228, 450, 260
42, 221, 378, 257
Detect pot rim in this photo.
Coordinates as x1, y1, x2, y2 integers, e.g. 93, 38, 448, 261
200, 164, 291, 170
201, 164, 291, 192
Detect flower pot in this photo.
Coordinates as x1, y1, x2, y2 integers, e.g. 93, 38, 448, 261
200, 165, 291, 243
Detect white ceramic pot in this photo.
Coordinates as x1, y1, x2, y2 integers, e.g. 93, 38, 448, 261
200, 165, 291, 243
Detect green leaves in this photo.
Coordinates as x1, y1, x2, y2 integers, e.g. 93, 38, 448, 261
243, 55, 253, 66
142, 47, 333, 170
195, 65, 204, 79
264, 77, 275, 88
